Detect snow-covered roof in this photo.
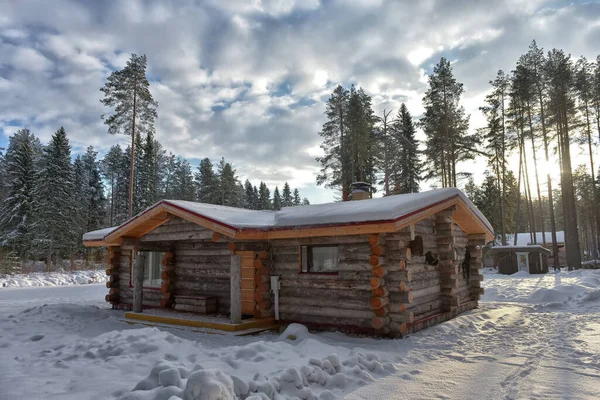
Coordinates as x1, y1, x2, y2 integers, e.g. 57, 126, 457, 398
504, 231, 565, 246
82, 226, 118, 242
167, 200, 275, 228
84, 187, 493, 244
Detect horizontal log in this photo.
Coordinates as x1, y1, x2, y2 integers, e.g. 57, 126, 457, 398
389, 303, 407, 313
386, 271, 413, 283
271, 236, 371, 247
390, 311, 414, 324
370, 297, 389, 309
470, 274, 484, 282
176, 262, 230, 270
281, 287, 372, 300
370, 277, 384, 289
109, 288, 119, 295
278, 270, 370, 281
176, 269, 230, 279
389, 291, 413, 304
105, 294, 119, 302
390, 322, 407, 335
175, 281, 230, 292
279, 304, 374, 319
371, 316, 389, 329
411, 285, 440, 298
141, 230, 214, 242
369, 234, 385, 246
173, 303, 217, 313
371, 266, 387, 278
280, 296, 371, 311
408, 278, 440, 292
280, 279, 372, 291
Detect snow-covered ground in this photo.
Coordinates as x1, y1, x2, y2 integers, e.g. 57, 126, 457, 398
0, 269, 107, 288
0, 270, 599, 400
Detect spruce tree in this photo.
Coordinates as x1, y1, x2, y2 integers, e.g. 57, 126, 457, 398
0, 129, 38, 258
100, 54, 158, 218
293, 188, 301, 206
101, 145, 125, 226
162, 152, 176, 200
393, 103, 421, 194
376, 109, 395, 195
258, 182, 271, 210
272, 187, 282, 210
244, 179, 257, 209
217, 159, 242, 207
172, 159, 195, 201
282, 182, 293, 207
82, 147, 106, 231
194, 158, 218, 204
32, 127, 76, 262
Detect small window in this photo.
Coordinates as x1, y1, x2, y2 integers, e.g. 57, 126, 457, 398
141, 251, 164, 287
301, 246, 339, 273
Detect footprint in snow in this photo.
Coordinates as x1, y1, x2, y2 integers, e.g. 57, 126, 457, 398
400, 374, 414, 380
409, 370, 422, 375
29, 334, 44, 342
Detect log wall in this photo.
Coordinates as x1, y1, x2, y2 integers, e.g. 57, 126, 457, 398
271, 235, 376, 331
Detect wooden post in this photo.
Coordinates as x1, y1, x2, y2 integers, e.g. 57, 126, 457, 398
230, 254, 242, 324
132, 253, 146, 313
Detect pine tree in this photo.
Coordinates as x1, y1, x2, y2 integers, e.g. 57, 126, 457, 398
162, 152, 176, 199
282, 182, 293, 207
302, 198, 310, 205
272, 187, 282, 210
574, 56, 600, 258
316, 85, 350, 198
421, 57, 478, 187
258, 182, 271, 210
0, 129, 39, 258
524, 40, 560, 266
481, 70, 510, 244
32, 127, 77, 263
347, 86, 377, 185
393, 103, 421, 194
545, 48, 581, 269
100, 54, 158, 218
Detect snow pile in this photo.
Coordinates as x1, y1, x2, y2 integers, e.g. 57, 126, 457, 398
482, 269, 600, 307
113, 325, 396, 400
0, 270, 107, 288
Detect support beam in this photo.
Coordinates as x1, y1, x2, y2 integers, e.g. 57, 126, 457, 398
230, 254, 242, 324
132, 253, 146, 313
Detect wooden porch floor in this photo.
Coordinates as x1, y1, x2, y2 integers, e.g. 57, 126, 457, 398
124, 309, 277, 333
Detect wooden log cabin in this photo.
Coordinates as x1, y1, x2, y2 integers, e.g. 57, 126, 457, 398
83, 188, 493, 337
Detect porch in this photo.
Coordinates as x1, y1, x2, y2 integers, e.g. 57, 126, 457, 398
124, 308, 277, 335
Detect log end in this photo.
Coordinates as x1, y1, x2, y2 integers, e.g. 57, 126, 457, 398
371, 266, 386, 278
369, 255, 379, 266
371, 316, 389, 330
212, 232, 221, 242
227, 242, 236, 252
370, 297, 388, 309
370, 277, 383, 289
368, 234, 380, 246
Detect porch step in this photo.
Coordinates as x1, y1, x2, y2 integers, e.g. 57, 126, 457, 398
124, 310, 277, 332
122, 318, 278, 336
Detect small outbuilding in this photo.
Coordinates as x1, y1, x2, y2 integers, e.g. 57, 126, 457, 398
84, 187, 493, 337
489, 245, 550, 275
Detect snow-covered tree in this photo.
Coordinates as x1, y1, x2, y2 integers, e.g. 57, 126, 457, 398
258, 182, 271, 210
172, 158, 195, 201
393, 103, 421, 194
293, 188, 301, 206
272, 187, 282, 210
0, 129, 39, 258
217, 158, 242, 207
194, 158, 218, 204
32, 127, 77, 261
282, 182, 293, 207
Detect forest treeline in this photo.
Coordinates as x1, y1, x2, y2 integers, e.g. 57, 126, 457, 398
0, 128, 309, 268
316, 40, 600, 269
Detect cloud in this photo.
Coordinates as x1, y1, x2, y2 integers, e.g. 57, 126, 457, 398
0, 0, 598, 202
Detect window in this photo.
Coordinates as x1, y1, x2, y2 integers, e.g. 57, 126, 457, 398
301, 246, 339, 273
141, 251, 164, 287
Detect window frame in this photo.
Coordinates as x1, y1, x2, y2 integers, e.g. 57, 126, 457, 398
129, 251, 164, 289
299, 244, 340, 275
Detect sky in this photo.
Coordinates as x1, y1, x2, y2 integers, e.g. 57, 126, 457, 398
1, 0, 599, 204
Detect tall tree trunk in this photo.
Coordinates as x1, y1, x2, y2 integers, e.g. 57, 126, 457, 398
527, 106, 546, 244
519, 107, 536, 243
583, 99, 599, 259
514, 143, 524, 246
129, 84, 137, 219
500, 88, 507, 245
537, 77, 560, 268
560, 109, 582, 270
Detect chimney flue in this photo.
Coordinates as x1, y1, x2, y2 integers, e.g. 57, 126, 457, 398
349, 182, 373, 201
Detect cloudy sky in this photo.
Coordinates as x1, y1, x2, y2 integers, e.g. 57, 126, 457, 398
1, 0, 599, 203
